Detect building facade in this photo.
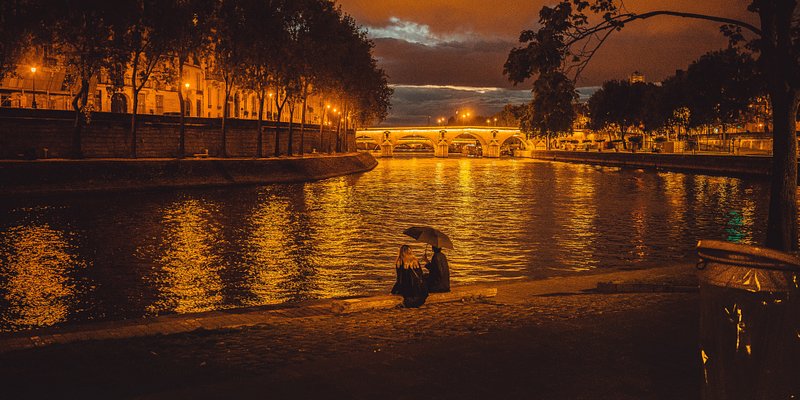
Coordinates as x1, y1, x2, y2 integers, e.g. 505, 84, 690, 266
0, 54, 329, 126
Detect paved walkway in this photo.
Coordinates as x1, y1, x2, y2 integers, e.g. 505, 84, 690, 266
0, 265, 701, 399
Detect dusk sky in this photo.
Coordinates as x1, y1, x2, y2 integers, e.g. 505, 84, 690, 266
336, 0, 756, 126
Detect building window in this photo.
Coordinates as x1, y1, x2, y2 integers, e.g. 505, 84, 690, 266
111, 93, 127, 113
137, 93, 146, 114
94, 90, 103, 111
155, 94, 164, 114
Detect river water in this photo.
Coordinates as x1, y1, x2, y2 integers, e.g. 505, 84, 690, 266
0, 156, 783, 332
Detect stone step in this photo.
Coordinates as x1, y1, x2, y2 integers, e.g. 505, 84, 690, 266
330, 286, 498, 314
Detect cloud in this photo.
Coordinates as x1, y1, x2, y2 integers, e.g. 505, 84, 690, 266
365, 17, 478, 47
371, 37, 518, 88
380, 85, 600, 127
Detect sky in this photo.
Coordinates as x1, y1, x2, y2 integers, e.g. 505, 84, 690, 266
335, 0, 757, 126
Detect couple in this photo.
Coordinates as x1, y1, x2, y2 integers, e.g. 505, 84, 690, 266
390, 244, 450, 308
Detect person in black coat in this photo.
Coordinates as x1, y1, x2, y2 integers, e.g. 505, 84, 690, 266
424, 246, 450, 292
391, 245, 428, 308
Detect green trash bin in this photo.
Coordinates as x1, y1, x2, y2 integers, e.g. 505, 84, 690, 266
697, 240, 800, 400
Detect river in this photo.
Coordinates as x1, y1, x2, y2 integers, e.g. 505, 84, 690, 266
0, 156, 781, 332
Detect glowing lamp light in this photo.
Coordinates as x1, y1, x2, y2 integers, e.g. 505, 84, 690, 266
184, 83, 190, 89
30, 67, 37, 73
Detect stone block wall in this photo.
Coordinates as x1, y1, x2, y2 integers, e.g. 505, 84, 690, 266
0, 108, 351, 159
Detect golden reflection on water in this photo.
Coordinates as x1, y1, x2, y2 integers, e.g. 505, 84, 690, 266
661, 172, 689, 245
302, 178, 364, 298
0, 224, 81, 331
552, 164, 599, 271
148, 199, 223, 314
243, 196, 292, 304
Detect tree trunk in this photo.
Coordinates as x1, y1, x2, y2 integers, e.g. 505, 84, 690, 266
300, 86, 308, 156
221, 79, 231, 158
344, 103, 349, 152
130, 53, 140, 159
620, 126, 627, 150
274, 95, 285, 157
177, 61, 186, 158
71, 79, 88, 159
257, 88, 264, 158
130, 90, 138, 158
765, 88, 798, 251
287, 102, 295, 156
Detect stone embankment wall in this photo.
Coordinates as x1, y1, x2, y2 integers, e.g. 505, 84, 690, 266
0, 152, 378, 196
0, 108, 355, 159
529, 150, 797, 180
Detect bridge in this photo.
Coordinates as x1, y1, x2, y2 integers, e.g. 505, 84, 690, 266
356, 126, 540, 157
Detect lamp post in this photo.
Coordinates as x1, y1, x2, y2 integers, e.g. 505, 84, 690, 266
183, 82, 190, 117
30, 67, 37, 109
268, 92, 274, 120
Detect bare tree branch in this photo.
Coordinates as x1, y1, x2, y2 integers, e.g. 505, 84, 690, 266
565, 10, 762, 48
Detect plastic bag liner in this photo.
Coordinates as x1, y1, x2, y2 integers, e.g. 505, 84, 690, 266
696, 240, 800, 400
697, 240, 799, 292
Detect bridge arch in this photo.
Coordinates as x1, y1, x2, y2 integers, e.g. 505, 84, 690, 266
356, 126, 531, 158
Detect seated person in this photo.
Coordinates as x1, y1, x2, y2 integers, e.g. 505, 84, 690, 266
424, 246, 450, 293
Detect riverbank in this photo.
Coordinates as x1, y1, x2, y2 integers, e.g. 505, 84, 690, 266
0, 152, 377, 196
0, 265, 702, 399
529, 150, 796, 181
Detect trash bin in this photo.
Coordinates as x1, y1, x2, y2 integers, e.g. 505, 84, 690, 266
697, 240, 800, 400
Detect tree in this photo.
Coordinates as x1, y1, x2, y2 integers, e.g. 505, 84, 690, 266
528, 71, 578, 148
162, 0, 214, 158
209, 0, 249, 158
491, 104, 529, 127
683, 48, 762, 133
587, 80, 655, 147
48, 0, 129, 158
238, 0, 287, 158
505, 0, 799, 251
118, 0, 175, 158
0, 1, 40, 81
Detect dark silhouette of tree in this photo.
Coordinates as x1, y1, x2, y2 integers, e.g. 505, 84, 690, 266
683, 48, 762, 133
588, 80, 655, 147
118, 0, 175, 158
505, 0, 799, 251
48, 0, 129, 158
238, 0, 287, 158
0, 1, 40, 80
161, 0, 214, 158
527, 71, 577, 148
209, 0, 250, 158
491, 104, 529, 127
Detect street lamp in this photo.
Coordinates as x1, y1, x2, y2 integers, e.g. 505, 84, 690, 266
30, 67, 37, 109
183, 82, 190, 117
268, 92, 274, 120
